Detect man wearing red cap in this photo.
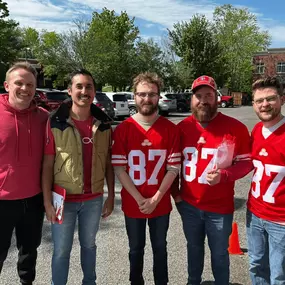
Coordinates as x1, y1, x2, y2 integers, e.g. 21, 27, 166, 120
172, 75, 253, 285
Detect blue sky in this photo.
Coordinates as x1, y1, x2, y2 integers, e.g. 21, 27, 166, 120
5, 0, 285, 48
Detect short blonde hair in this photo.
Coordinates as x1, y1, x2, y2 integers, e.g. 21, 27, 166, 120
252, 77, 283, 99
6, 62, 37, 81
133, 72, 163, 94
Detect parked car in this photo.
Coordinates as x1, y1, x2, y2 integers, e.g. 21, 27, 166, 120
217, 90, 234, 108
35, 88, 69, 111
159, 93, 177, 116
105, 92, 130, 119
165, 93, 191, 112
124, 92, 136, 116
93, 92, 115, 119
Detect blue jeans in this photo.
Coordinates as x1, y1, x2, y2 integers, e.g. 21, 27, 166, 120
51, 196, 103, 285
246, 210, 285, 285
124, 214, 170, 285
177, 201, 233, 285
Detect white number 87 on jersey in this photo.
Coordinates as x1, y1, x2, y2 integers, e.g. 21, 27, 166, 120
128, 149, 167, 186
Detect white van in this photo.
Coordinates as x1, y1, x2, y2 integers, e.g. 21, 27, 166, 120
105, 92, 130, 119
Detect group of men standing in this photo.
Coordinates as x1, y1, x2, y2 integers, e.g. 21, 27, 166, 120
0, 62, 284, 285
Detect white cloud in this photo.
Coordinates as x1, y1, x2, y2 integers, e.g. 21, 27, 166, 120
68, 0, 215, 28
5, 0, 285, 47
145, 23, 154, 28
7, 0, 73, 19
6, 0, 77, 31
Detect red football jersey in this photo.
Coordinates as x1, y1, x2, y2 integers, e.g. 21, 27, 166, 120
178, 112, 251, 214
247, 121, 285, 222
112, 116, 181, 218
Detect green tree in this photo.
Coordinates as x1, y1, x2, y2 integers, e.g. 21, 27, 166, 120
0, 0, 22, 65
134, 39, 164, 75
36, 30, 82, 87
85, 8, 139, 90
168, 15, 223, 85
20, 27, 40, 59
213, 4, 271, 92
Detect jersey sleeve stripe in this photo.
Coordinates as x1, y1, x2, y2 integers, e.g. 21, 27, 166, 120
168, 153, 181, 158
112, 155, 127, 159
168, 158, 181, 163
111, 159, 128, 164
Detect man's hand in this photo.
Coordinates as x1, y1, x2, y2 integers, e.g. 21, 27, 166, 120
102, 196, 115, 218
206, 169, 221, 185
45, 204, 56, 224
139, 196, 159, 215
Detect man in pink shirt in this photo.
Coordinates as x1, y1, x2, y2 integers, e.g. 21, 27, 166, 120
0, 62, 48, 285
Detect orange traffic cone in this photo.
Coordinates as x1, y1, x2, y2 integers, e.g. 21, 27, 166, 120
228, 222, 244, 255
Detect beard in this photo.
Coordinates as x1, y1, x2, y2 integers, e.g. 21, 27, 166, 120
256, 107, 281, 122
136, 103, 158, 116
192, 103, 218, 123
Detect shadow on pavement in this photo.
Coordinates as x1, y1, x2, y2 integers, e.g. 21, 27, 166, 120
234, 197, 246, 211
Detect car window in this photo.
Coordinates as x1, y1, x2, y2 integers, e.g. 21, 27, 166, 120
46, 92, 68, 100
96, 92, 112, 102
165, 94, 176, 99
113, 94, 127, 102
125, 94, 132, 100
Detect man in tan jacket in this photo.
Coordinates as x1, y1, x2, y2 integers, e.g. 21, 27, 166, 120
42, 69, 114, 285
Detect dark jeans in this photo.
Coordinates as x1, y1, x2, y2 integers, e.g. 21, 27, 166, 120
125, 214, 170, 285
0, 193, 44, 285
177, 201, 233, 285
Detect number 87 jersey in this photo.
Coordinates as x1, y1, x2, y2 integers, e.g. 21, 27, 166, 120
247, 121, 285, 222
111, 116, 181, 218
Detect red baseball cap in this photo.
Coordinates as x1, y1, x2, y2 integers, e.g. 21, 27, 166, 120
191, 75, 217, 92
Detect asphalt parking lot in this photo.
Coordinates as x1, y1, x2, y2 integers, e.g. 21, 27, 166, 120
1, 106, 276, 285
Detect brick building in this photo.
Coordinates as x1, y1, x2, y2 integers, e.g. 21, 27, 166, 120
253, 48, 285, 84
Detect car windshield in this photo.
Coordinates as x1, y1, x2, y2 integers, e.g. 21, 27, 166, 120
113, 94, 127, 102
46, 92, 69, 101
165, 94, 176, 99
96, 93, 112, 102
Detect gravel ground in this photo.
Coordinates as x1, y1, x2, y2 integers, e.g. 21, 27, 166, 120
2, 106, 278, 285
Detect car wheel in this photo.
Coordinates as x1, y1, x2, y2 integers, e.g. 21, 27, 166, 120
129, 107, 137, 116
221, 101, 227, 108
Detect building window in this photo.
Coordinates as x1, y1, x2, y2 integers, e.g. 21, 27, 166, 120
256, 62, 264, 74
277, 62, 285, 73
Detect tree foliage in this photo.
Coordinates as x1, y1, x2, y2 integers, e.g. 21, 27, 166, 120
168, 15, 223, 83
84, 8, 139, 90
213, 4, 271, 92
0, 0, 22, 65
4, 5, 271, 92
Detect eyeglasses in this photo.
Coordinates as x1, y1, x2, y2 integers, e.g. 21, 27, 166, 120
253, 95, 279, 106
135, 92, 158, 98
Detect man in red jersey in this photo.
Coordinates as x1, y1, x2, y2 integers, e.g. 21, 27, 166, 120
112, 72, 181, 285
247, 77, 285, 285
42, 69, 114, 285
172, 75, 252, 285
0, 62, 48, 285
